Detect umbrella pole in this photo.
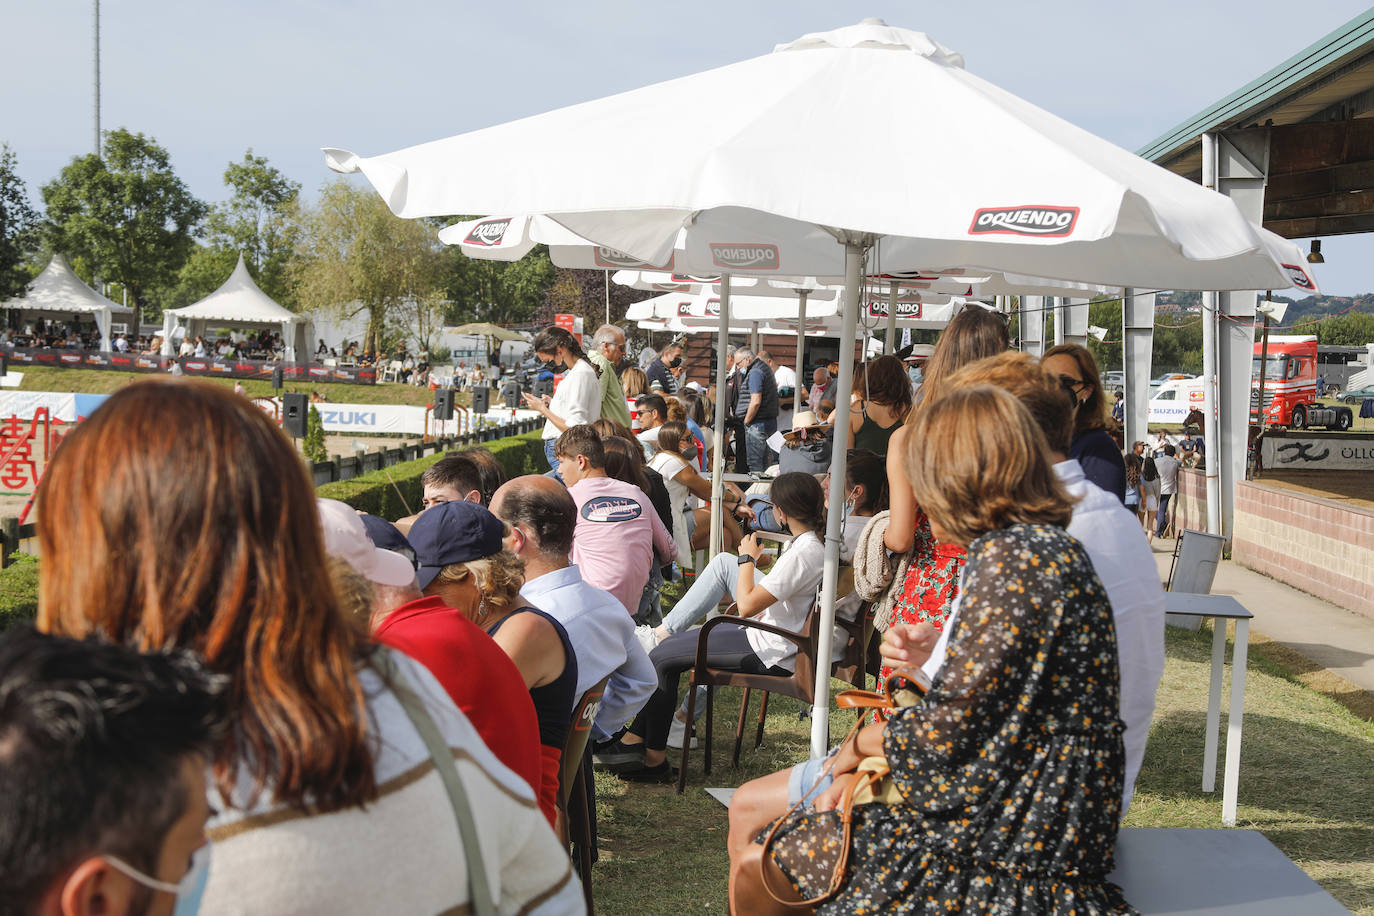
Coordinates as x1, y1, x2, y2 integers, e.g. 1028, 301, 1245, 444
810, 237, 867, 758
793, 290, 808, 415
708, 275, 732, 559
885, 281, 898, 354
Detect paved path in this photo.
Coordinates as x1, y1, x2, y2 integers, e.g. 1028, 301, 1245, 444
1152, 536, 1374, 695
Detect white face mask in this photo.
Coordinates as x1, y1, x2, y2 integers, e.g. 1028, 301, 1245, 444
104, 844, 211, 916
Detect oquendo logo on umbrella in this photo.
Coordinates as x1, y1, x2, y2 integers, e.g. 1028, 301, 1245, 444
969, 206, 1079, 237
709, 243, 780, 270
464, 217, 512, 246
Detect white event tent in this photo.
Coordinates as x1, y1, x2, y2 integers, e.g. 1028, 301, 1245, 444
160, 255, 311, 361
0, 254, 135, 351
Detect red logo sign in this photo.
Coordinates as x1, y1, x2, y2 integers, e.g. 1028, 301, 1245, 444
969, 206, 1079, 238
464, 218, 511, 247
1282, 263, 1315, 291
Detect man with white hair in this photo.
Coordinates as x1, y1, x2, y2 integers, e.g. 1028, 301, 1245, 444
734, 346, 779, 472
806, 366, 832, 414
590, 324, 633, 428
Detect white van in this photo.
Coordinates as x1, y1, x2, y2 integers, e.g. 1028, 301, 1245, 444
1147, 377, 1204, 425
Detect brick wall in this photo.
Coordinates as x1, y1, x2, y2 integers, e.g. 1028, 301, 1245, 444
1232, 483, 1374, 619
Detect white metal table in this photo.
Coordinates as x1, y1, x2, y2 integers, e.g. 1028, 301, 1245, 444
1164, 592, 1253, 826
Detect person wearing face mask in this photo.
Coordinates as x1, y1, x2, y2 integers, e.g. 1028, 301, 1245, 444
1043, 343, 1127, 503
0, 626, 226, 916
589, 324, 634, 429
523, 326, 604, 471
646, 340, 684, 395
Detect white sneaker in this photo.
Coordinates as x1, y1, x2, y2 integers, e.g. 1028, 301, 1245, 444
635, 624, 661, 656
666, 715, 698, 750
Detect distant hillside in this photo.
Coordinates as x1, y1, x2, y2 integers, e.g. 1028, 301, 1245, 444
1158, 291, 1374, 322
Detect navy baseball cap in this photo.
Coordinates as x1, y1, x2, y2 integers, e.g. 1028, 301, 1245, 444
409, 500, 507, 590
360, 514, 414, 558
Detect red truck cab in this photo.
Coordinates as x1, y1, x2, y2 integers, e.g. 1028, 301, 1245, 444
1251, 335, 1352, 430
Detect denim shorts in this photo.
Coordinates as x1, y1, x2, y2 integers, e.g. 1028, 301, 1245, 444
786, 749, 837, 806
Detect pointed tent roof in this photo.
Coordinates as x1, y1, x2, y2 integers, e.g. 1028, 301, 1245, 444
1, 254, 134, 314
166, 254, 298, 326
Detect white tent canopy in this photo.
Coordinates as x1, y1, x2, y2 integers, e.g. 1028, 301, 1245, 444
160, 255, 310, 361
1, 254, 135, 351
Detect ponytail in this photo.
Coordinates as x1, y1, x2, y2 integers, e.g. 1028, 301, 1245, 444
532, 326, 601, 378
769, 472, 827, 537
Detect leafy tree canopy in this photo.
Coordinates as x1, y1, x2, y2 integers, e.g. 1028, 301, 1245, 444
0, 144, 39, 300
41, 129, 206, 317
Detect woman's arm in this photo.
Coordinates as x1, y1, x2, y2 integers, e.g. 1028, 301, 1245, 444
884, 425, 915, 553
733, 534, 779, 617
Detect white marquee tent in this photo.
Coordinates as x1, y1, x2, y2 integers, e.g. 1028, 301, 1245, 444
160, 255, 311, 361
0, 254, 135, 351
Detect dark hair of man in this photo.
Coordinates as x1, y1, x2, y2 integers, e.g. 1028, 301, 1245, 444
1163, 444, 1177, 457
845, 448, 890, 513
532, 326, 601, 378
554, 424, 605, 468
456, 446, 507, 505
423, 453, 484, 497
769, 472, 827, 536
494, 483, 577, 557
635, 393, 667, 421
0, 626, 226, 914
601, 436, 652, 496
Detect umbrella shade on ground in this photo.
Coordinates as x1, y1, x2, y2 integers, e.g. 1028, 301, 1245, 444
2, 254, 135, 351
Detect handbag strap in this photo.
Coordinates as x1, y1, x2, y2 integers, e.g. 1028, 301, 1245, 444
374, 650, 497, 916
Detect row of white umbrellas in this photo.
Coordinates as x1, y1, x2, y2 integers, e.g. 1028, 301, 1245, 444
327, 18, 1316, 756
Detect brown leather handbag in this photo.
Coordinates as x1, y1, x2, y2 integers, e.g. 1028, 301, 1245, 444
758, 667, 929, 906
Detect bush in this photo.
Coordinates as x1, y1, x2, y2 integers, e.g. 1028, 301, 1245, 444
303, 406, 328, 463
316, 431, 546, 518
0, 554, 39, 632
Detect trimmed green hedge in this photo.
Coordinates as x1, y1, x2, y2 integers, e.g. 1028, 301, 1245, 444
0, 431, 548, 631
316, 431, 546, 517
0, 555, 39, 632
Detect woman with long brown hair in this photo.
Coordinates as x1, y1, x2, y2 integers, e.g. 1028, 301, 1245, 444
1044, 343, 1127, 502
525, 325, 603, 470
881, 306, 1008, 672
734, 387, 1130, 914
36, 379, 580, 914
844, 355, 913, 455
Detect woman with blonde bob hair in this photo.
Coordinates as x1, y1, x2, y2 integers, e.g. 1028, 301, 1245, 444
36, 380, 581, 914
734, 386, 1130, 915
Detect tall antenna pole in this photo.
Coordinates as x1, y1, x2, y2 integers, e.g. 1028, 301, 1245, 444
93, 0, 101, 156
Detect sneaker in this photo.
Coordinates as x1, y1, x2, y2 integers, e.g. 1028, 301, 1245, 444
666, 715, 699, 750
592, 738, 644, 769
635, 624, 661, 655
616, 760, 677, 784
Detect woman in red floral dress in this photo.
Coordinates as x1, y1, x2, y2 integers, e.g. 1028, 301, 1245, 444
880, 307, 1009, 679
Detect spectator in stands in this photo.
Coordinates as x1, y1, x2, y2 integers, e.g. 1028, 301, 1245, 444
621, 366, 649, 431
845, 354, 913, 456
411, 499, 578, 827
1044, 343, 1127, 503
113, 333, 129, 353
555, 425, 677, 616
734, 347, 781, 472
35, 379, 580, 913
764, 351, 796, 400
0, 626, 226, 916
645, 339, 684, 395
492, 475, 655, 742
524, 326, 604, 471
421, 452, 485, 509
1154, 443, 1181, 539
635, 393, 668, 456
590, 325, 634, 429
650, 420, 750, 560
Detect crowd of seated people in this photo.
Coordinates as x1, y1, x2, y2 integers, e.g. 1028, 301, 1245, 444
0, 316, 1166, 914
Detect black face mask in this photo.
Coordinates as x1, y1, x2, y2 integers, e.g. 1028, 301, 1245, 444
544, 359, 565, 373
668, 356, 683, 368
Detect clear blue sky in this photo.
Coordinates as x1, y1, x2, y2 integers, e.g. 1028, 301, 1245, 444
4, 1, 1373, 294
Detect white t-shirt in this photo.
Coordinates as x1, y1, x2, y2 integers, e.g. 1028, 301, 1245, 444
542, 359, 601, 440
774, 365, 797, 390
745, 531, 827, 669
648, 450, 694, 565
1155, 454, 1181, 495
636, 426, 661, 459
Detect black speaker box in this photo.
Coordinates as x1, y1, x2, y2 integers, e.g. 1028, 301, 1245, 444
271, 365, 283, 390
434, 387, 456, 420
502, 379, 521, 409
282, 392, 308, 438
470, 384, 490, 414
533, 378, 554, 400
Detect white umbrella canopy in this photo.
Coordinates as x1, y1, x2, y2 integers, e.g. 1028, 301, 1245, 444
329, 20, 1311, 292
327, 18, 1317, 758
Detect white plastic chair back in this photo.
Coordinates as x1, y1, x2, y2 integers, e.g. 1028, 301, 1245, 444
1167, 528, 1226, 629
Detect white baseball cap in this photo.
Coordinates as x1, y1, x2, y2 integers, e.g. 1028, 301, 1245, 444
317, 499, 417, 588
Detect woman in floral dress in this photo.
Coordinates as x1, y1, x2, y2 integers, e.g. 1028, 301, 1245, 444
733, 386, 1134, 915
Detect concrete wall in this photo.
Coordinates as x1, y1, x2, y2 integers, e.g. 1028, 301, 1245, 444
1171, 468, 1374, 619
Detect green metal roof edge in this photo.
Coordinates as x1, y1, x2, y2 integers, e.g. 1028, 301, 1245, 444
1137, 7, 1374, 163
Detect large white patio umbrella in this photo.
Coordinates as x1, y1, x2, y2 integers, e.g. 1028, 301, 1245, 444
327, 18, 1314, 757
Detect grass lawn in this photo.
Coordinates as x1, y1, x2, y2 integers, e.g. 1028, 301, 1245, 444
590, 623, 1374, 914
5, 366, 484, 409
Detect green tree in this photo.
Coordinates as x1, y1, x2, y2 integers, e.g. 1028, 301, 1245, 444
41, 129, 206, 316
442, 244, 555, 327
303, 405, 328, 463
1313, 311, 1374, 346
165, 151, 301, 309
291, 180, 446, 355
538, 266, 650, 330
0, 144, 39, 300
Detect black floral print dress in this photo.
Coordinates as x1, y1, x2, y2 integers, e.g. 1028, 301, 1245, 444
765, 523, 1135, 914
